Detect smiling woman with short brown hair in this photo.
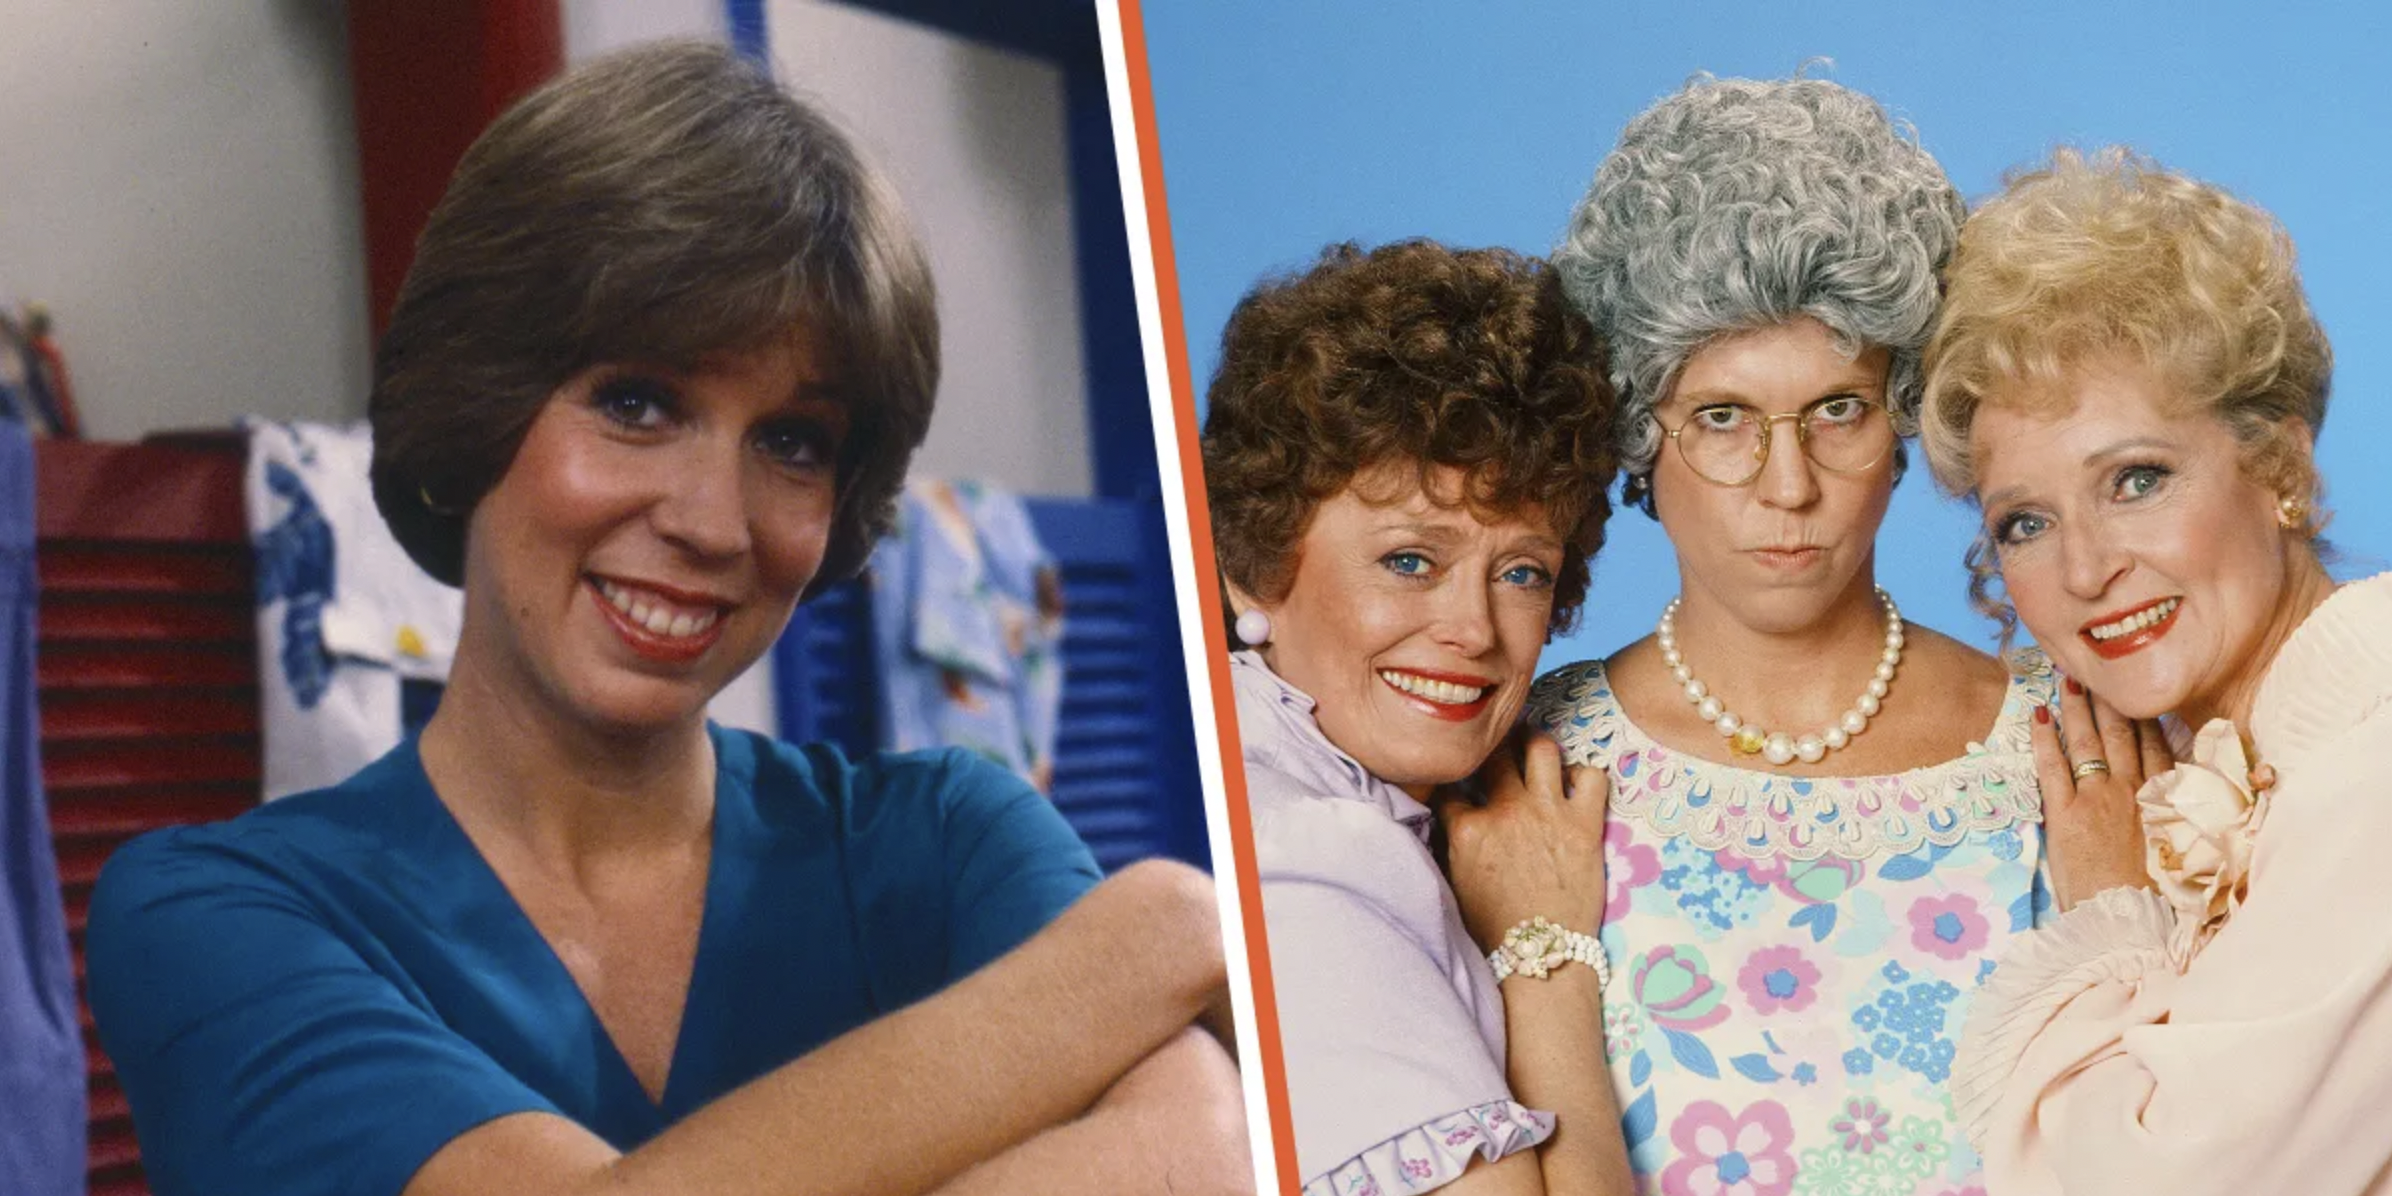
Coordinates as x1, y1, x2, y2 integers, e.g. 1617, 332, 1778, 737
86, 41, 1248, 1196
1203, 238, 1630, 1196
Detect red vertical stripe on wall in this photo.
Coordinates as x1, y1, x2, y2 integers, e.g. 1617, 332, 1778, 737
347, 0, 564, 337
35, 438, 259, 1196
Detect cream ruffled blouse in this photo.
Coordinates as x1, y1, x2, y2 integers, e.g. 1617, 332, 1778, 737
1952, 571, 2392, 1195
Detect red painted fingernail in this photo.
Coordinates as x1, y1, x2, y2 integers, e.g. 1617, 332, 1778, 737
2035, 706, 2051, 724
2066, 678, 2083, 695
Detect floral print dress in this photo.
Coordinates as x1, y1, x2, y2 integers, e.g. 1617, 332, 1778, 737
1526, 651, 2055, 1196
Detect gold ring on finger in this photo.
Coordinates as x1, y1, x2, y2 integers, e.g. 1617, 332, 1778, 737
2071, 758, 2112, 781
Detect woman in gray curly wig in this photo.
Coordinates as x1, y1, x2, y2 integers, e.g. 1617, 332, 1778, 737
1503, 76, 2060, 1190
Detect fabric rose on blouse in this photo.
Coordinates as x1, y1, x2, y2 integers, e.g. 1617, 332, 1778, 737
2138, 718, 2270, 967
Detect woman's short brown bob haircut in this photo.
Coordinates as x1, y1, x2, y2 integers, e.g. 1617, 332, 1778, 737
370, 41, 937, 597
1202, 240, 1619, 638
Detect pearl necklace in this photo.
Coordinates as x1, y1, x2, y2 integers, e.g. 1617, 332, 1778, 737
1657, 587, 1904, 766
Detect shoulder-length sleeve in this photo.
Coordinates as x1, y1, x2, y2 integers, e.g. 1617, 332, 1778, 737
920, 748, 1103, 978
1952, 709, 2392, 1196
1255, 794, 1553, 1193
86, 831, 559, 1196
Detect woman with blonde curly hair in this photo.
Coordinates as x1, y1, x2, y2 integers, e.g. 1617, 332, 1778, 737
1927, 149, 2387, 1195
1519, 74, 2061, 1193
1205, 239, 1631, 1194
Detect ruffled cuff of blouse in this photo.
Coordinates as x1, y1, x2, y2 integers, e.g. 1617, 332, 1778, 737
1952, 886, 2175, 1152
1301, 1099, 1555, 1196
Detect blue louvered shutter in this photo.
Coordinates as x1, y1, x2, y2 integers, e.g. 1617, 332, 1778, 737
771, 497, 1208, 873
771, 580, 880, 752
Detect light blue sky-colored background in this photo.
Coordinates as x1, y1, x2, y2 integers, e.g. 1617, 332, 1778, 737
1145, 0, 2392, 670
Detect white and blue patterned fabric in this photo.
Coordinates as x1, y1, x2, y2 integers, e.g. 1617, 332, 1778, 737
246, 420, 464, 799
868, 478, 1064, 790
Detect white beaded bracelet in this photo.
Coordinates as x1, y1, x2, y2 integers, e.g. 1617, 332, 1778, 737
1487, 916, 1609, 990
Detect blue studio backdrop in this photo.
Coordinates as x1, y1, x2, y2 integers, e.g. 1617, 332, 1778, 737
1144, 0, 2392, 669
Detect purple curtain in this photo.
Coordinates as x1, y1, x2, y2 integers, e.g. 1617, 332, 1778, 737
1, 424, 85, 1195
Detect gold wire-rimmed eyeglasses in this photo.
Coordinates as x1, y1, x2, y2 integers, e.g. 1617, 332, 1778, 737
1653, 395, 1896, 487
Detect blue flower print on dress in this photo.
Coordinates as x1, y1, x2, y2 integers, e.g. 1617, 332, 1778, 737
1526, 654, 2057, 1194
1659, 836, 1777, 933
1854, 968, 1962, 1085
254, 461, 336, 709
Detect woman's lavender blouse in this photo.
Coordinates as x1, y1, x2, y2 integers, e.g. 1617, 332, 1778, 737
1235, 651, 1553, 1191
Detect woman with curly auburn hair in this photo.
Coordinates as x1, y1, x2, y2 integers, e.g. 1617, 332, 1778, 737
84, 42, 1248, 1196
1518, 75, 2060, 1193
1204, 239, 1630, 1195
1927, 149, 2390, 1196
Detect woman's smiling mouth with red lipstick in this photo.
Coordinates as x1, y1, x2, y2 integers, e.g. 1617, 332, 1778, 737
1376, 667, 1497, 721
590, 575, 732, 662
2080, 596, 2182, 660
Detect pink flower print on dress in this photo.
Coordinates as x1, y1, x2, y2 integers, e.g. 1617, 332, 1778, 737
1829, 1097, 1890, 1153
1713, 847, 1788, 886
1736, 945, 1821, 1015
1906, 893, 1990, 961
1633, 944, 1731, 1032
1606, 821, 1662, 924
1660, 1099, 1796, 1196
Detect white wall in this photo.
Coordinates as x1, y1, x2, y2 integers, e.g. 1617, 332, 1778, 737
0, 0, 1101, 732
0, 0, 369, 441
0, 0, 1094, 501
562, 0, 727, 60
769, 0, 1093, 497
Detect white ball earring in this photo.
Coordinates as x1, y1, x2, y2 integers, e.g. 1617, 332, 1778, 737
1234, 608, 1272, 647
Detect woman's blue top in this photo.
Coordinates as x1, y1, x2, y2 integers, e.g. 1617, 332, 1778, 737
86, 724, 1101, 1196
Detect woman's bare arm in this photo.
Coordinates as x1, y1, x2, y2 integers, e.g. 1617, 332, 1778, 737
404, 859, 1231, 1196
1491, 968, 1629, 1196
930, 1027, 1251, 1195
1422, 966, 1623, 1196
1438, 734, 1634, 1196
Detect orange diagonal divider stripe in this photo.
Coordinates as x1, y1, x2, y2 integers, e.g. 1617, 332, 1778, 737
1113, 1, 1300, 1191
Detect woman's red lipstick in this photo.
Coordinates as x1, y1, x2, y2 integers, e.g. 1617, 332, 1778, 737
2079, 596, 2182, 660
589, 577, 728, 664
1377, 668, 1497, 722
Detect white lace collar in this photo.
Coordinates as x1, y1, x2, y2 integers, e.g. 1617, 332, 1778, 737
1527, 649, 2055, 862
